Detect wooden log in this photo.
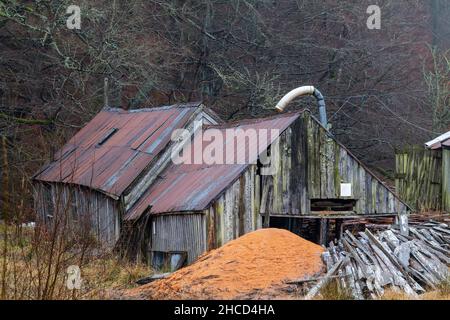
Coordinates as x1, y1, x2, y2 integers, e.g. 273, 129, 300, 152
432, 226, 450, 236
380, 230, 401, 248
411, 242, 449, 281
322, 251, 334, 271
342, 234, 386, 294
393, 242, 411, 269
391, 228, 414, 242
409, 227, 429, 242
408, 264, 436, 289
351, 260, 368, 298
412, 234, 450, 256
343, 256, 365, 300
413, 240, 450, 264
287, 274, 349, 284
365, 229, 422, 294
428, 229, 446, 245
329, 242, 348, 290
368, 241, 417, 294
409, 246, 441, 285
418, 228, 442, 247
346, 231, 378, 263
135, 272, 172, 285
342, 237, 369, 277
304, 257, 349, 300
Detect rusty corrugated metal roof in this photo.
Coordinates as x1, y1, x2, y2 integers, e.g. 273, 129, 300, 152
33, 103, 201, 198
124, 112, 301, 220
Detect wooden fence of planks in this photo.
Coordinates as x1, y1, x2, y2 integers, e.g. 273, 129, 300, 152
395, 147, 442, 211
443, 149, 450, 212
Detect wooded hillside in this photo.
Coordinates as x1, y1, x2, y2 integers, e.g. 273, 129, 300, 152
0, 0, 449, 221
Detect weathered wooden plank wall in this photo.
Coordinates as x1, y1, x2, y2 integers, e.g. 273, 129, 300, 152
395, 147, 442, 211
150, 213, 206, 264
442, 148, 450, 212
260, 112, 408, 215
33, 182, 120, 246
207, 165, 261, 249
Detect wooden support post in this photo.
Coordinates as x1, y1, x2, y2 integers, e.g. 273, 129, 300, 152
263, 212, 270, 228
336, 218, 343, 240
398, 212, 409, 236
319, 218, 328, 245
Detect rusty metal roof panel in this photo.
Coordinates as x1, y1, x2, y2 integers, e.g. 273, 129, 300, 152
125, 112, 301, 220
33, 104, 200, 197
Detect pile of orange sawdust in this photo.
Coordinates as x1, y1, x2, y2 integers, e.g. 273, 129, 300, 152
126, 228, 325, 300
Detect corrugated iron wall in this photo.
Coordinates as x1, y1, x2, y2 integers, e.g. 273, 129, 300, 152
150, 213, 207, 264
33, 182, 120, 246
395, 147, 442, 211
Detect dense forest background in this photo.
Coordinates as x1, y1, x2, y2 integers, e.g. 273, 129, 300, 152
0, 0, 449, 222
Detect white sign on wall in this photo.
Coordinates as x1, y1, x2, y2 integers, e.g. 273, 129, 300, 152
340, 183, 352, 197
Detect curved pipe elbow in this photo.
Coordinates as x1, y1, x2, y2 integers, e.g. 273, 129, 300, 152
275, 86, 315, 112
275, 85, 328, 127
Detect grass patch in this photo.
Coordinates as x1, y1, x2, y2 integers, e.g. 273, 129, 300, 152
436, 276, 450, 297
315, 279, 354, 300
381, 272, 450, 300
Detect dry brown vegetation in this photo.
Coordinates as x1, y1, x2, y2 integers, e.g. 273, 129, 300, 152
0, 222, 151, 300
314, 279, 355, 300
381, 279, 450, 300
311, 272, 450, 300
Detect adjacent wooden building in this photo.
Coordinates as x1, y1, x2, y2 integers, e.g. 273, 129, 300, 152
395, 131, 450, 212
33, 103, 410, 268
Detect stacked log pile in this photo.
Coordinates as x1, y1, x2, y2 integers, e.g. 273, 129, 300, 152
310, 220, 450, 299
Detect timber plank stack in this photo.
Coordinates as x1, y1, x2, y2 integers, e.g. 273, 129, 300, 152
312, 220, 450, 299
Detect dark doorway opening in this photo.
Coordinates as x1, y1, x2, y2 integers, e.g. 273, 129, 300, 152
268, 216, 344, 245
268, 215, 397, 246
310, 199, 356, 212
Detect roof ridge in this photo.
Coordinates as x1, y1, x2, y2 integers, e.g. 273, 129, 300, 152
102, 102, 202, 113
203, 109, 306, 130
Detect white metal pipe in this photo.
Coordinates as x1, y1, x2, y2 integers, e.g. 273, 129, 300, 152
275, 85, 328, 127
275, 86, 315, 112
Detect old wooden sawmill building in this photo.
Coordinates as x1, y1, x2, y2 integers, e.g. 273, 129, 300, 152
33, 96, 410, 269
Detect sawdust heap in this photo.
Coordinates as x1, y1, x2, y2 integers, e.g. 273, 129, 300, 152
127, 228, 324, 300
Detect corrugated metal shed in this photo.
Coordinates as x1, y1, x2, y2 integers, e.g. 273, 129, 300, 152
33, 103, 201, 198
151, 214, 206, 264
125, 112, 301, 220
